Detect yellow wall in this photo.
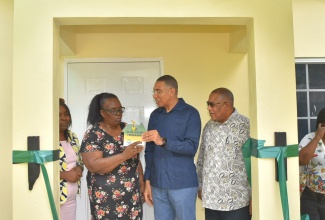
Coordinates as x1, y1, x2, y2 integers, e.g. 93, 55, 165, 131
11, 0, 299, 219
0, 0, 13, 219
293, 0, 325, 57
67, 25, 249, 125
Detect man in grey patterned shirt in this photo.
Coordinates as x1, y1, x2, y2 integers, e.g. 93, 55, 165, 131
196, 88, 251, 220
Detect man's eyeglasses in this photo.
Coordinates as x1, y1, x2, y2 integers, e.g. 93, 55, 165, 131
101, 107, 125, 115
206, 101, 226, 108
152, 89, 167, 95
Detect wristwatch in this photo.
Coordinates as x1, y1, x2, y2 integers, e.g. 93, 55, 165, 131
161, 138, 167, 147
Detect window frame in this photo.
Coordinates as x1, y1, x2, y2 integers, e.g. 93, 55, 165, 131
295, 58, 325, 142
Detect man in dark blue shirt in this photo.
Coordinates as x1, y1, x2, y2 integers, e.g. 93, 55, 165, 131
142, 75, 201, 220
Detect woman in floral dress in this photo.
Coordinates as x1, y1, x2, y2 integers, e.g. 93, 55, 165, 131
80, 93, 144, 220
299, 107, 325, 219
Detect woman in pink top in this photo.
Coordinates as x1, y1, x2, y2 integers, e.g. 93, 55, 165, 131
59, 99, 84, 220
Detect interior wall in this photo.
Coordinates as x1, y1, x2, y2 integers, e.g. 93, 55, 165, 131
0, 0, 13, 219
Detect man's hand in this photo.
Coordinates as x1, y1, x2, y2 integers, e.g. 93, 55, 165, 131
142, 130, 163, 146
198, 189, 202, 200
249, 199, 252, 216
143, 180, 154, 205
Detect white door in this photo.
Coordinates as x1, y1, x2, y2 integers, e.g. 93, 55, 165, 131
65, 58, 162, 220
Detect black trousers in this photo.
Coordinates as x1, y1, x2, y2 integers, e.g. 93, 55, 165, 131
205, 205, 250, 220
301, 187, 325, 220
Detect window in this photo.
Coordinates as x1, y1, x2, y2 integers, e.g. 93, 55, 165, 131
296, 59, 325, 142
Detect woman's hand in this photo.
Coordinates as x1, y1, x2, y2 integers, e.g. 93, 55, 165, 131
60, 168, 82, 183
72, 166, 83, 178
299, 123, 325, 165
122, 141, 144, 160
140, 178, 145, 203
82, 142, 143, 174
315, 123, 325, 141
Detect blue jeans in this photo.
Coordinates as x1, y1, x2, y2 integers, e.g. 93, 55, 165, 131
301, 187, 325, 220
205, 206, 250, 220
152, 186, 197, 220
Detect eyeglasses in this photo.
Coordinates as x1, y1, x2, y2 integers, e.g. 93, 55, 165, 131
152, 89, 170, 95
206, 101, 226, 108
101, 107, 125, 115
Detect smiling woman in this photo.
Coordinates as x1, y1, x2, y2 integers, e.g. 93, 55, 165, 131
59, 99, 84, 220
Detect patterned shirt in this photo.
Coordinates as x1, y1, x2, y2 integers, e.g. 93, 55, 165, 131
59, 130, 84, 204
299, 132, 325, 193
196, 109, 251, 211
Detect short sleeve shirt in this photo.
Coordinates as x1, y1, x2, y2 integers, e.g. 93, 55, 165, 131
299, 132, 325, 193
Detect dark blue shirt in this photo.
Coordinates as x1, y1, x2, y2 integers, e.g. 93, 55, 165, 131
144, 98, 201, 189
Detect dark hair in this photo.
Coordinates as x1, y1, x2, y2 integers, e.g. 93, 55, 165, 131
211, 87, 234, 105
316, 108, 325, 130
87, 93, 118, 125
156, 75, 178, 93
59, 98, 72, 140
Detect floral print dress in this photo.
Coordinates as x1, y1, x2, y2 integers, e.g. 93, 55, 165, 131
80, 122, 142, 220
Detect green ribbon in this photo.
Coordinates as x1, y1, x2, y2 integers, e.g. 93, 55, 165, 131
13, 150, 60, 220
301, 214, 310, 220
242, 138, 298, 220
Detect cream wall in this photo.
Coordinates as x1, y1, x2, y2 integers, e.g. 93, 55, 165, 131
12, 0, 298, 219
70, 26, 249, 124
293, 0, 325, 57
0, 0, 13, 219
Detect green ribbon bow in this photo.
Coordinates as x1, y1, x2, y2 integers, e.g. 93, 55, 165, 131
13, 150, 60, 220
242, 138, 299, 220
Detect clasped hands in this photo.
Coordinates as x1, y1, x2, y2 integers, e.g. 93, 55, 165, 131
63, 166, 83, 183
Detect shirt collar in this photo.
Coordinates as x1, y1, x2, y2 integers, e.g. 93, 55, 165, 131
158, 98, 185, 113
210, 108, 238, 125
